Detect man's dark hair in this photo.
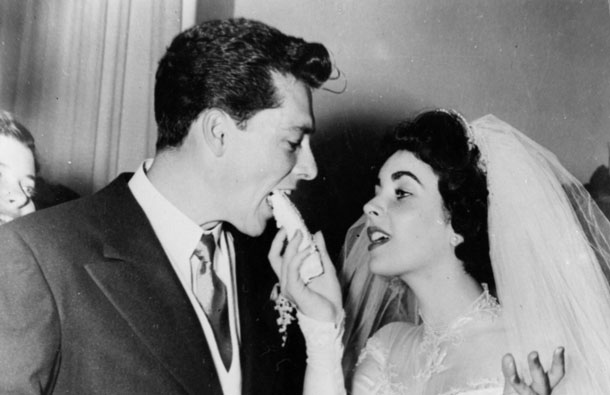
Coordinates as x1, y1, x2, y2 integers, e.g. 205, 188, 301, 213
154, 18, 332, 150
0, 110, 39, 173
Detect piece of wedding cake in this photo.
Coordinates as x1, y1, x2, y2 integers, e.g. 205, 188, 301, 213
267, 190, 324, 283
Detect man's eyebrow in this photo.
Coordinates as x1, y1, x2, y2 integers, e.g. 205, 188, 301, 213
291, 125, 314, 135
391, 170, 421, 185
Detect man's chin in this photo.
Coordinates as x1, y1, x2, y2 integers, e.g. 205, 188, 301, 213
233, 218, 269, 237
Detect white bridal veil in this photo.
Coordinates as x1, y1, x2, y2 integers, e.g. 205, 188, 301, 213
341, 114, 610, 394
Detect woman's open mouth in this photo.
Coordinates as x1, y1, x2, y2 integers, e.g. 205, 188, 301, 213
367, 226, 390, 251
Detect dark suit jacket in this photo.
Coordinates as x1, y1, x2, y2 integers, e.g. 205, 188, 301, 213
0, 174, 305, 394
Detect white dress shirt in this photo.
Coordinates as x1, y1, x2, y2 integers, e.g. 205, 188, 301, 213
128, 159, 241, 395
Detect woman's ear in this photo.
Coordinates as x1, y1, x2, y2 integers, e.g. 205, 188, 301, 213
199, 109, 228, 157
450, 233, 464, 247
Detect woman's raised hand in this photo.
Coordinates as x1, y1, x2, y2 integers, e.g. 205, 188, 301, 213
502, 348, 565, 395
268, 229, 343, 322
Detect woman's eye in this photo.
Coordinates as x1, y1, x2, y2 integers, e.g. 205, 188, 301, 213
395, 189, 411, 199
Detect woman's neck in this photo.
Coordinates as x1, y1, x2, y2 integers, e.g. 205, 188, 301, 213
403, 261, 483, 329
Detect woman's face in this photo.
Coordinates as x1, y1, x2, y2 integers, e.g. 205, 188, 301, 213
0, 135, 36, 224
363, 150, 457, 278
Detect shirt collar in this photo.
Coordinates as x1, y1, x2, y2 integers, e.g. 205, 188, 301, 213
128, 159, 219, 263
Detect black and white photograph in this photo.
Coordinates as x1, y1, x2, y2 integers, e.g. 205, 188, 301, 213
0, 1, 609, 394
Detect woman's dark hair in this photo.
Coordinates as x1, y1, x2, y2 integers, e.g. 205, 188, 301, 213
379, 109, 494, 291
154, 18, 332, 150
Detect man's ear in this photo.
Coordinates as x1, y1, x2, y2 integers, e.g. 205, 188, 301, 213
199, 109, 229, 157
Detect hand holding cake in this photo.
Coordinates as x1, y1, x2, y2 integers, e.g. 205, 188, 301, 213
267, 190, 324, 283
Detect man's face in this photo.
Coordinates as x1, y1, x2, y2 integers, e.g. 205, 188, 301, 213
0, 135, 36, 224
221, 73, 318, 236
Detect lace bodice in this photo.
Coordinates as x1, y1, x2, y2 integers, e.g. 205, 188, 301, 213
352, 289, 507, 395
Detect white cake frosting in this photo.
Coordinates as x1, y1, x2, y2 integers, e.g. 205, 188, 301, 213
267, 190, 324, 283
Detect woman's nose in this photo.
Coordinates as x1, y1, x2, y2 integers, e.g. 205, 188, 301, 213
363, 198, 382, 217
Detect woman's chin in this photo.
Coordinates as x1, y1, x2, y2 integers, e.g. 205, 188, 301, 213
368, 258, 391, 277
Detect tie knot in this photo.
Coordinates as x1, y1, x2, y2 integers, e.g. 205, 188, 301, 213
194, 233, 216, 265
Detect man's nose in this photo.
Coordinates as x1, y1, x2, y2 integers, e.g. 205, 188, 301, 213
294, 136, 318, 181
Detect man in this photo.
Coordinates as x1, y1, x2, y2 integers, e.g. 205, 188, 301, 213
0, 18, 331, 394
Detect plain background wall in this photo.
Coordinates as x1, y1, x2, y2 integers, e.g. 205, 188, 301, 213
234, 0, 610, 181
1, 1, 608, 256
233, 0, 610, 255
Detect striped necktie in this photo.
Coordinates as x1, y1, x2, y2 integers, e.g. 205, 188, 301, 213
190, 233, 232, 370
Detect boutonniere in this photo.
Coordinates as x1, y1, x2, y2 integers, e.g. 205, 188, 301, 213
270, 283, 296, 347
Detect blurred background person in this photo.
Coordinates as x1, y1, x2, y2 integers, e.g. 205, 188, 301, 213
585, 143, 610, 219
0, 110, 37, 224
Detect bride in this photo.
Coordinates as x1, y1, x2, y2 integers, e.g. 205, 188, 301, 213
269, 110, 610, 394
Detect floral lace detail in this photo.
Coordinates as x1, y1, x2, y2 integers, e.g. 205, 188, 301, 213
375, 365, 412, 395
357, 333, 412, 395
354, 286, 502, 395
416, 285, 500, 381
439, 377, 503, 395
356, 335, 385, 367
270, 283, 296, 347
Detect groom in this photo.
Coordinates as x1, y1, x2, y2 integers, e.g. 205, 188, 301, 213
0, 18, 330, 395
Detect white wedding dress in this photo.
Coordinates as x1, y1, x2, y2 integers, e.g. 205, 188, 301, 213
299, 286, 507, 395
352, 287, 505, 395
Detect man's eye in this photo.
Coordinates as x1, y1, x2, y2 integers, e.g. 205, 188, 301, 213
287, 141, 301, 152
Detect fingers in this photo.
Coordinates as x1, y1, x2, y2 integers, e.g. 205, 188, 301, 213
313, 231, 336, 275
527, 351, 550, 395
268, 228, 288, 278
268, 229, 312, 299
313, 231, 328, 259
547, 347, 565, 388
285, 245, 314, 289
285, 229, 303, 258
502, 348, 565, 395
283, 230, 306, 285
268, 229, 339, 321
503, 353, 537, 395
502, 353, 523, 394
268, 228, 305, 280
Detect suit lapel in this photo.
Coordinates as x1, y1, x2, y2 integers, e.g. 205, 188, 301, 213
84, 175, 223, 395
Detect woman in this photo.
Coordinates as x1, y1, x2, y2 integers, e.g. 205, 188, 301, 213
0, 111, 37, 224
270, 110, 610, 394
